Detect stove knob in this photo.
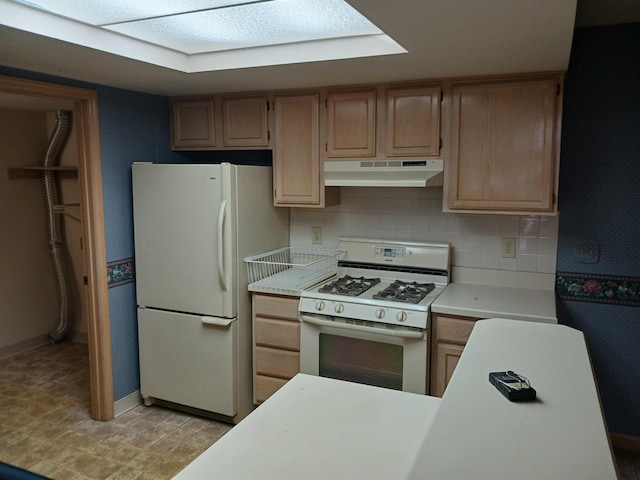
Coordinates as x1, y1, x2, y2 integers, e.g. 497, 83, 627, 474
375, 308, 385, 319
396, 311, 407, 322
334, 303, 344, 314
315, 301, 325, 311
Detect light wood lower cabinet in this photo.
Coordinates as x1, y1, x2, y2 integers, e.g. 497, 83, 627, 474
430, 313, 479, 397
252, 293, 300, 404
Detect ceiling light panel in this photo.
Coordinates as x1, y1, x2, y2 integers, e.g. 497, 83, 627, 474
11, 0, 264, 25
103, 0, 382, 54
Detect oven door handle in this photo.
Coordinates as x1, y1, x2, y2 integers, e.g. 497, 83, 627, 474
301, 314, 425, 339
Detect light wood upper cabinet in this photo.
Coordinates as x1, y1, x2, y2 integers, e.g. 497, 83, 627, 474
273, 93, 320, 206
326, 89, 376, 158
221, 95, 269, 147
171, 99, 216, 149
324, 84, 441, 160
171, 95, 269, 150
386, 85, 441, 156
272, 93, 340, 207
446, 74, 562, 213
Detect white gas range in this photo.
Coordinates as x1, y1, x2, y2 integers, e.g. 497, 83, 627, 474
298, 237, 451, 395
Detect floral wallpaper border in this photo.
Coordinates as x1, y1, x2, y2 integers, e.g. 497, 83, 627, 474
107, 257, 135, 288
556, 272, 640, 306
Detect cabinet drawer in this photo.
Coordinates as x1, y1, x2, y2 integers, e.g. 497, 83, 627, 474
255, 317, 300, 351
255, 346, 300, 379
254, 374, 289, 404
253, 293, 299, 320
434, 315, 477, 344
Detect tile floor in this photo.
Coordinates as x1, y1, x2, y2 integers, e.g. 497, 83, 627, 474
0, 341, 639, 479
0, 342, 232, 480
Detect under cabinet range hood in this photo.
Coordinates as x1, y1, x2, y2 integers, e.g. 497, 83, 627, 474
324, 159, 443, 187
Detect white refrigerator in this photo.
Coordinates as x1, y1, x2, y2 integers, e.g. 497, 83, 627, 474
132, 162, 289, 423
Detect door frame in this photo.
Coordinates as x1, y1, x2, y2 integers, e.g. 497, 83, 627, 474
0, 74, 114, 420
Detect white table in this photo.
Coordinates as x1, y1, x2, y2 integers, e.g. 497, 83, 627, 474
408, 318, 617, 479
174, 374, 441, 479
174, 319, 617, 480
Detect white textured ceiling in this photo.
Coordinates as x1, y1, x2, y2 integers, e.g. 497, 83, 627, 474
0, 0, 638, 98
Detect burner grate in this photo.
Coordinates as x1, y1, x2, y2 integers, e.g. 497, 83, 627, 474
373, 280, 435, 304
318, 275, 381, 297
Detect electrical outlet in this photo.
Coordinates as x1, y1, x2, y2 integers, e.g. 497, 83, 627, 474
311, 227, 322, 245
501, 237, 516, 258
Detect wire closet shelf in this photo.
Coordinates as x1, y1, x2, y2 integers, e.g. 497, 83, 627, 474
245, 247, 343, 294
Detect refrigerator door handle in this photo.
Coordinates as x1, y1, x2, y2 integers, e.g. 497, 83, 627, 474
217, 198, 228, 291
201, 316, 235, 327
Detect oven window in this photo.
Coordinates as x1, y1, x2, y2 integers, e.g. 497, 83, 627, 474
319, 333, 403, 391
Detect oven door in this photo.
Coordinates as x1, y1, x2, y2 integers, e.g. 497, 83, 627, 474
299, 313, 428, 394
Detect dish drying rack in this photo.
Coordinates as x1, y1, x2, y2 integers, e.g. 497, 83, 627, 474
245, 247, 343, 294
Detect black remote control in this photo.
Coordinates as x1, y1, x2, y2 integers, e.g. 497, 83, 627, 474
489, 371, 537, 402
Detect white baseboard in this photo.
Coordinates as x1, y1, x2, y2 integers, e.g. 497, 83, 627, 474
0, 335, 49, 360
114, 389, 143, 417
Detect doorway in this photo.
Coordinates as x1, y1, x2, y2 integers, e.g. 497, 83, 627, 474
0, 74, 113, 421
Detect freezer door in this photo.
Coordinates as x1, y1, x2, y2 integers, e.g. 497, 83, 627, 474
133, 163, 234, 317
138, 308, 237, 416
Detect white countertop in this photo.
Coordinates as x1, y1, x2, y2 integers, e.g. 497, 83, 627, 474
173, 374, 441, 480
408, 319, 617, 479
174, 320, 616, 480
432, 282, 557, 323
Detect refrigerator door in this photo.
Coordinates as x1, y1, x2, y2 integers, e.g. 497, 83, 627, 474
133, 163, 234, 317
138, 308, 237, 416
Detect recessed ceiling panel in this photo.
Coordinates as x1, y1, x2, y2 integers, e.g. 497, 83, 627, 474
104, 0, 382, 54
4, 0, 404, 73
12, 0, 263, 24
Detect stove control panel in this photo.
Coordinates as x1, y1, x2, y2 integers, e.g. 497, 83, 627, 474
299, 297, 429, 329
375, 246, 405, 259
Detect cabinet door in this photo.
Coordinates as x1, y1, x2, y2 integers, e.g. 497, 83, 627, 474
326, 89, 376, 157
273, 93, 320, 206
255, 346, 300, 378
386, 85, 441, 156
430, 314, 478, 397
221, 96, 269, 147
254, 317, 300, 351
171, 99, 216, 149
431, 342, 465, 398
448, 75, 560, 212
254, 375, 288, 405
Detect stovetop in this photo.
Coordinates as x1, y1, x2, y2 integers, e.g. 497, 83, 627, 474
298, 238, 451, 329
318, 275, 381, 297
372, 280, 436, 304
300, 274, 446, 329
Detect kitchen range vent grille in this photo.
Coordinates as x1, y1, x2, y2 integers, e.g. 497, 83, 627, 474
245, 247, 343, 294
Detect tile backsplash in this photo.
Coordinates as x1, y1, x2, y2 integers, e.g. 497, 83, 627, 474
289, 186, 558, 274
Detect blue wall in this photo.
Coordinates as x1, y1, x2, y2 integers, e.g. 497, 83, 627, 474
0, 65, 186, 400
556, 23, 640, 437
0, 66, 272, 401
